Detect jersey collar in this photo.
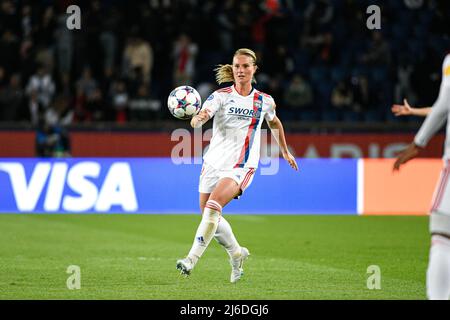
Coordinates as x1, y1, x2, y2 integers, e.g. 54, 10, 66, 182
232, 84, 255, 97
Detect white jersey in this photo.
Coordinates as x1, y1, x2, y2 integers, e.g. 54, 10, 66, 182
202, 85, 276, 170
414, 53, 450, 160
413, 54, 450, 224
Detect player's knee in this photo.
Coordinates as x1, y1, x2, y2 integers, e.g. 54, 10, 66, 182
202, 200, 222, 223
209, 181, 240, 206
207, 196, 225, 208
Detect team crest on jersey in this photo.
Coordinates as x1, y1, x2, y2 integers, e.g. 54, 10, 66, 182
445, 65, 450, 77
207, 94, 214, 101
254, 99, 262, 110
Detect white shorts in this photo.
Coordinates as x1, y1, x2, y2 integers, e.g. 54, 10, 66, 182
199, 163, 256, 197
430, 160, 450, 235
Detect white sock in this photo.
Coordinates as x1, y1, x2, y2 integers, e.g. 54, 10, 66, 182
187, 200, 221, 264
427, 235, 450, 300
214, 216, 241, 258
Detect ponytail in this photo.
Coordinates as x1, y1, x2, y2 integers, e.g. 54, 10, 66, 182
214, 64, 234, 85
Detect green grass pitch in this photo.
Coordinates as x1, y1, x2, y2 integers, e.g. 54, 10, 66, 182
0, 214, 429, 300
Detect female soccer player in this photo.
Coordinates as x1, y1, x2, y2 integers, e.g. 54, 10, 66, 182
176, 48, 298, 283
394, 53, 450, 299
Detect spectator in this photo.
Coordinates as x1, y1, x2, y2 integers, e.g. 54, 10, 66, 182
0, 66, 6, 88
264, 45, 294, 77
351, 75, 370, 113
0, 0, 19, 34
35, 43, 54, 74
109, 80, 129, 123
394, 60, 417, 106
84, 0, 103, 76
234, 1, 257, 48
35, 117, 71, 158
283, 74, 314, 112
55, 12, 72, 76
129, 85, 161, 121
0, 29, 20, 76
173, 34, 198, 87
26, 65, 55, 109
0, 73, 24, 121
404, 0, 424, 10
85, 88, 105, 122
44, 95, 73, 128
36, 118, 59, 157
302, 31, 334, 65
331, 80, 354, 111
217, 0, 235, 52
127, 66, 145, 97
34, 6, 55, 49
100, 6, 120, 75
303, 0, 334, 36
28, 90, 42, 125
40, 95, 72, 157
122, 31, 153, 85
19, 39, 36, 83
360, 31, 391, 66
76, 67, 98, 100
59, 72, 72, 98
21, 5, 34, 39
35, 6, 56, 72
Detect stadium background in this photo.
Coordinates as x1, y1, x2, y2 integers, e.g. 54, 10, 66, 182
0, 0, 448, 214
0, 0, 449, 300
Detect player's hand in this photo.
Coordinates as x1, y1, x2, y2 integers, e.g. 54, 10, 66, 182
190, 111, 209, 128
391, 99, 413, 116
282, 151, 298, 171
393, 143, 421, 171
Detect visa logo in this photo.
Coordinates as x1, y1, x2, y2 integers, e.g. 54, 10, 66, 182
0, 161, 138, 212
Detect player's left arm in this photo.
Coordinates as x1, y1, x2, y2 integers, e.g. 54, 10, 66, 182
267, 115, 298, 171
394, 70, 450, 171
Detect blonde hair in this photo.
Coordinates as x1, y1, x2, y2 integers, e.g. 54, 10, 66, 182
214, 48, 258, 85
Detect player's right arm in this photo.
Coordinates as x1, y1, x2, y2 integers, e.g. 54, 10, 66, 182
413, 83, 449, 147
391, 99, 431, 117
190, 91, 222, 128
190, 110, 210, 128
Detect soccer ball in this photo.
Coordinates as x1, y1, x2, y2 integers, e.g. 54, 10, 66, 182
167, 86, 202, 120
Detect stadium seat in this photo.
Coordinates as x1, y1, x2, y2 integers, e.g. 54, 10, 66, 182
331, 66, 348, 83
392, 24, 410, 41
342, 110, 361, 122
321, 109, 339, 122
310, 67, 329, 84
363, 110, 383, 122
299, 110, 319, 121
293, 52, 311, 72
371, 68, 388, 84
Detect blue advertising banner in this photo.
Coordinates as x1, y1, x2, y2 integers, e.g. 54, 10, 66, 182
0, 158, 357, 214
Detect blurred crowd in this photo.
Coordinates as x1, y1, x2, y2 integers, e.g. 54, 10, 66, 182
0, 0, 449, 130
